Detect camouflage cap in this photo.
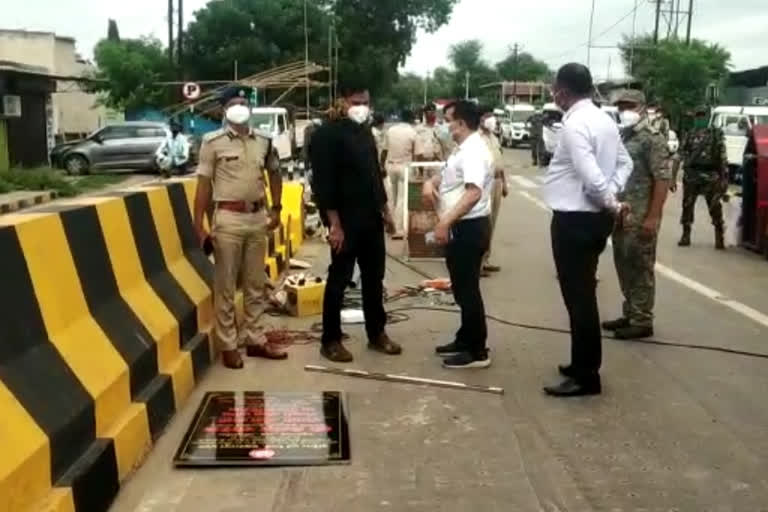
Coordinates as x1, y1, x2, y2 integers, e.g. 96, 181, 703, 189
614, 89, 646, 106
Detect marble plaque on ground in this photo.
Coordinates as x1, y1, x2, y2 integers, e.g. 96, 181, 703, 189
174, 391, 350, 466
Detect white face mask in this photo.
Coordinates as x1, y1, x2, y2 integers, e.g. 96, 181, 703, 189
347, 105, 370, 124
483, 117, 498, 132
619, 110, 641, 128
225, 104, 251, 125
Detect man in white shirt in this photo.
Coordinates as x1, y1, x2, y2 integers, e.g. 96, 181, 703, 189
156, 122, 190, 177
422, 101, 494, 369
542, 63, 633, 397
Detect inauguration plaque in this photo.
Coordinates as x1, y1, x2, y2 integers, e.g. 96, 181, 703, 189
174, 391, 350, 467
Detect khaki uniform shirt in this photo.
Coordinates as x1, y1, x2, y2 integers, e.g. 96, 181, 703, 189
197, 128, 271, 202
414, 124, 445, 161
384, 123, 417, 165
481, 131, 503, 178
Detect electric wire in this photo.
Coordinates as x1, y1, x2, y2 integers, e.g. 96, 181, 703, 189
383, 253, 768, 361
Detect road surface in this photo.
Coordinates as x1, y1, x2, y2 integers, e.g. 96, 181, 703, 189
110, 148, 768, 512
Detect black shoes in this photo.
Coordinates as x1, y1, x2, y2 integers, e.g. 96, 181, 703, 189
442, 352, 492, 369
435, 341, 463, 357
543, 377, 601, 397
614, 325, 654, 340
678, 226, 692, 247
558, 364, 577, 379
602, 317, 630, 331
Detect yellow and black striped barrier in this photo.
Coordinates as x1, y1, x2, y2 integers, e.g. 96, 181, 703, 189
0, 177, 304, 512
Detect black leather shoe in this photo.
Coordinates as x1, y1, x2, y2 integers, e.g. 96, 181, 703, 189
602, 317, 630, 331
558, 364, 577, 378
543, 378, 601, 397
614, 325, 654, 340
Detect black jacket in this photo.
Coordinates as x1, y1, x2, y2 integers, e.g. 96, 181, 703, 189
309, 119, 387, 230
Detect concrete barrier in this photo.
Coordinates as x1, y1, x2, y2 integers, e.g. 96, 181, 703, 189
0, 177, 304, 512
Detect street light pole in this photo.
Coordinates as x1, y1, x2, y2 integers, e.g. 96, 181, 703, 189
465, 71, 470, 100
304, 0, 310, 118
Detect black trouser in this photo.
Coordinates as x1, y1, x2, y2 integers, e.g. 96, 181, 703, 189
322, 219, 386, 346
446, 217, 491, 357
551, 211, 613, 380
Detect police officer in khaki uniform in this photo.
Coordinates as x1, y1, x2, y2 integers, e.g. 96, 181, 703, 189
194, 87, 287, 369
478, 108, 508, 275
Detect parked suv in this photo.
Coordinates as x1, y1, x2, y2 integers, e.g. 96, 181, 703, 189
51, 121, 170, 175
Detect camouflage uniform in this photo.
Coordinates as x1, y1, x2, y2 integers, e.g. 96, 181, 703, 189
679, 127, 727, 233
528, 113, 544, 166
612, 117, 670, 328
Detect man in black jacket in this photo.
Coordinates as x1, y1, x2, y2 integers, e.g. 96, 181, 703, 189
310, 84, 402, 363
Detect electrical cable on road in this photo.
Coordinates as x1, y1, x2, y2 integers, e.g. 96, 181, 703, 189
382, 253, 768, 362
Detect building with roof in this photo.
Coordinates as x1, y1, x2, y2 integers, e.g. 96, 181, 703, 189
723, 66, 768, 106
0, 61, 57, 168
0, 29, 111, 140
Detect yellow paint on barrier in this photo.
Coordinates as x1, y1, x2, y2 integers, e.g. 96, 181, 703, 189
145, 188, 213, 333
14, 216, 131, 437
0, 382, 51, 512
37, 488, 75, 512
94, 201, 188, 393
103, 403, 151, 481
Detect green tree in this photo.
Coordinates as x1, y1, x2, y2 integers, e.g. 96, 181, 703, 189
183, 0, 330, 82
447, 40, 497, 102
89, 37, 174, 111
429, 66, 454, 99
495, 51, 551, 82
182, 0, 458, 100
330, 0, 458, 94
619, 35, 730, 123
107, 19, 120, 42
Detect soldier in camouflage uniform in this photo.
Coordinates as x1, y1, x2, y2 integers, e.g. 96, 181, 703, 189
603, 90, 671, 340
677, 106, 728, 249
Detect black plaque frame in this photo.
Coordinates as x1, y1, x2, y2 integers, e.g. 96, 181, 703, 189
174, 391, 350, 467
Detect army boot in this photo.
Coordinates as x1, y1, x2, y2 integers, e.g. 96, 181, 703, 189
678, 225, 691, 247
714, 226, 725, 250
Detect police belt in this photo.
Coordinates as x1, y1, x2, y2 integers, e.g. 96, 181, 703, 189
216, 199, 265, 213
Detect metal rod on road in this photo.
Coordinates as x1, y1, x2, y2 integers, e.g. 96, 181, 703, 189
304, 365, 505, 396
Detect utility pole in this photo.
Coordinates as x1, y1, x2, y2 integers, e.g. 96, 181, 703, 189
465, 71, 470, 100
167, 0, 174, 64
177, 0, 183, 76
423, 71, 429, 105
686, 0, 694, 44
234, 60, 238, 80
587, 0, 596, 68
511, 43, 520, 108
327, 23, 333, 106
654, 0, 661, 43
304, 0, 310, 118
629, 0, 638, 75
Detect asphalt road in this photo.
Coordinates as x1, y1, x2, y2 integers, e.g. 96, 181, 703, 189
110, 147, 768, 512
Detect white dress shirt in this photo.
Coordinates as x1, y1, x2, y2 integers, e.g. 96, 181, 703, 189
543, 99, 633, 212
438, 131, 493, 220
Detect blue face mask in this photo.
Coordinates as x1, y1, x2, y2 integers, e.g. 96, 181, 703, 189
437, 123, 451, 140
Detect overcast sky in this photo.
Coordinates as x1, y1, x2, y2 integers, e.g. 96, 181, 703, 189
5, 0, 767, 82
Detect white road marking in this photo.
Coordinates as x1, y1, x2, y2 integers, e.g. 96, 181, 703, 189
516, 189, 768, 330
509, 175, 539, 189
517, 190, 549, 211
